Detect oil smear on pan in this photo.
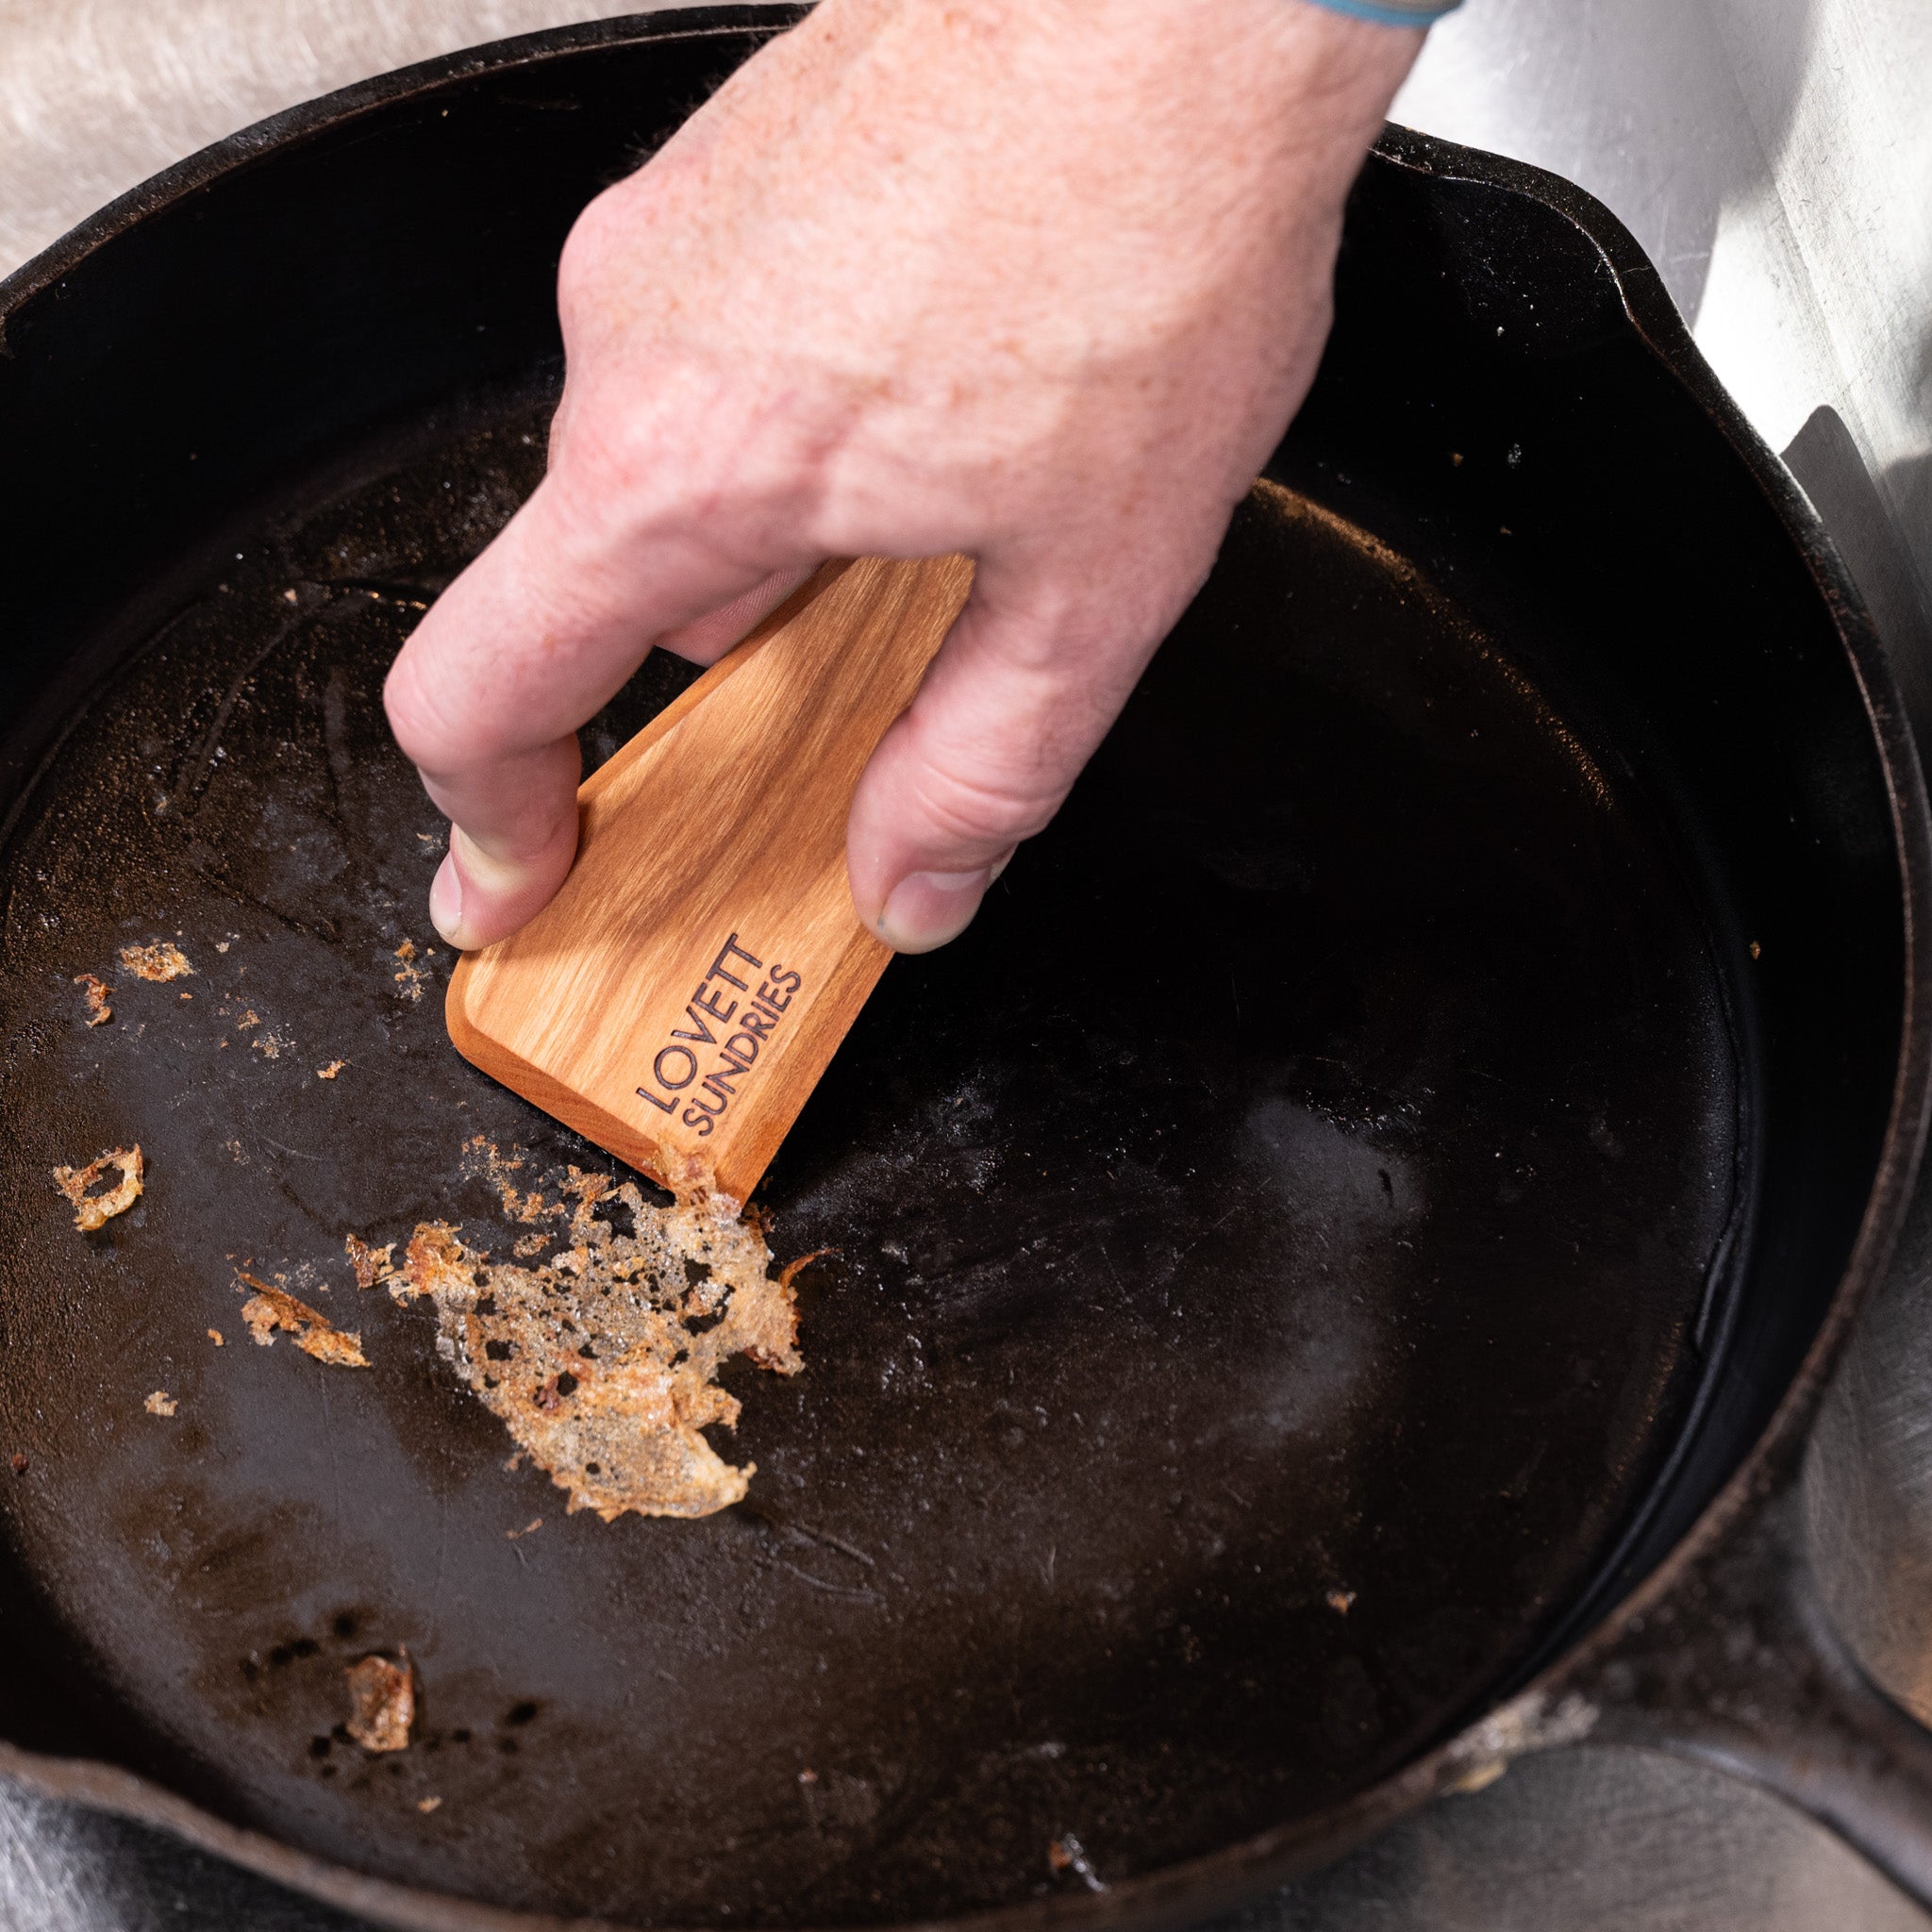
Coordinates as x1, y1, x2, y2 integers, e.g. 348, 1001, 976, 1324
365, 1138, 802, 1521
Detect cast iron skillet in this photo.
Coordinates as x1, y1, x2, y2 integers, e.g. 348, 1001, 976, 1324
5, 9, 1932, 1928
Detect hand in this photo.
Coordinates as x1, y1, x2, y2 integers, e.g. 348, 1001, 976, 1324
384, 0, 1420, 954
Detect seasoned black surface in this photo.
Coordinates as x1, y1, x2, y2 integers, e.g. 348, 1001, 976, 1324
0, 14, 1920, 1931
0, 393, 1730, 1922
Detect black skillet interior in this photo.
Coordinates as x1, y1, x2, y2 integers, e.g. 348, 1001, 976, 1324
0, 12, 1907, 1929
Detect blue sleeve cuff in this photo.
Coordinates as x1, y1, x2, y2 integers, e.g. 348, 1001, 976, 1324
1297, 0, 1462, 25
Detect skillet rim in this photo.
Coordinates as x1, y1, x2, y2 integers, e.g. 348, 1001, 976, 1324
2, 13, 1928, 1929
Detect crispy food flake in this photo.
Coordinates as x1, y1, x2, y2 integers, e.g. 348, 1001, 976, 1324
345, 1234, 395, 1290
119, 942, 193, 981
375, 1146, 802, 1521
392, 939, 428, 1003
417, 1795, 442, 1814
208, 1328, 225, 1347
52, 1145, 144, 1232
74, 973, 113, 1026
344, 1653, 415, 1752
317, 1059, 347, 1079
143, 1391, 177, 1417
237, 1271, 369, 1368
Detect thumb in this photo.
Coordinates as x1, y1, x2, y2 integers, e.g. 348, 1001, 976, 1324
846, 557, 1190, 952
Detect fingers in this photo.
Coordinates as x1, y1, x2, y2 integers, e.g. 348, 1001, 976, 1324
384, 474, 810, 950
657, 562, 821, 665
847, 547, 1208, 951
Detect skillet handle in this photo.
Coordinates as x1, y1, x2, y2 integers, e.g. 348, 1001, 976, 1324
1565, 1457, 1932, 1905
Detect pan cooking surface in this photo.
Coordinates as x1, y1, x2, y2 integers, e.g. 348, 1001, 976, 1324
0, 391, 1738, 1924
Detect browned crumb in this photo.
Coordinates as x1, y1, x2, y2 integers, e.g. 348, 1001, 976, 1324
507, 1518, 542, 1541
344, 1234, 395, 1290
510, 1232, 549, 1258
236, 1271, 369, 1368
8, 1454, 25, 1476
462, 1136, 570, 1224
417, 1795, 442, 1814
236, 1009, 260, 1029
1326, 1590, 1356, 1615
119, 942, 193, 982
392, 938, 428, 1002
777, 1249, 834, 1291
216, 941, 230, 954
74, 973, 112, 1026
208, 1328, 225, 1347
249, 1030, 290, 1059
376, 1154, 801, 1521
225, 1139, 246, 1163
1047, 1838, 1105, 1890
344, 1653, 414, 1752
178, 991, 192, 1002
144, 1391, 177, 1417
316, 1059, 347, 1080
52, 1145, 144, 1232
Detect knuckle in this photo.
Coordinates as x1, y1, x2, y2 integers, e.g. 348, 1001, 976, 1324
383, 655, 475, 776
901, 743, 1064, 854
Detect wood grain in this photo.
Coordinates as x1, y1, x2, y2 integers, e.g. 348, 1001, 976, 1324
445, 553, 974, 1203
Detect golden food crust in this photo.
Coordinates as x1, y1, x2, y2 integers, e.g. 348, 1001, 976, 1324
372, 1139, 803, 1521
344, 1653, 414, 1752
118, 941, 193, 982
52, 1145, 144, 1232
236, 1270, 370, 1368
74, 973, 112, 1026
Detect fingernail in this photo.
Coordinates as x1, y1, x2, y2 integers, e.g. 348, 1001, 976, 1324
428, 850, 468, 950
876, 867, 991, 954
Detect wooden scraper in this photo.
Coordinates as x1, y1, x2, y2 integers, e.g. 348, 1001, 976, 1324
445, 553, 974, 1204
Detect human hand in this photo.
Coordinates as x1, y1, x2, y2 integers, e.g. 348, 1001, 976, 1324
384, 0, 1421, 954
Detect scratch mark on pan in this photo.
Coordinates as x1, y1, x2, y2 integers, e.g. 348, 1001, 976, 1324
758, 1557, 883, 1607
254, 1132, 324, 1164
790, 1523, 876, 1570
176, 614, 306, 815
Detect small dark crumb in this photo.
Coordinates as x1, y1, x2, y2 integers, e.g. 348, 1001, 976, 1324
505, 1701, 539, 1727
450, 1729, 472, 1745
332, 1611, 358, 1641
498, 1737, 519, 1755
309, 1737, 332, 1759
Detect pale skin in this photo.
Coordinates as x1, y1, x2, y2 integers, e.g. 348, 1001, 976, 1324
383, 0, 1423, 955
